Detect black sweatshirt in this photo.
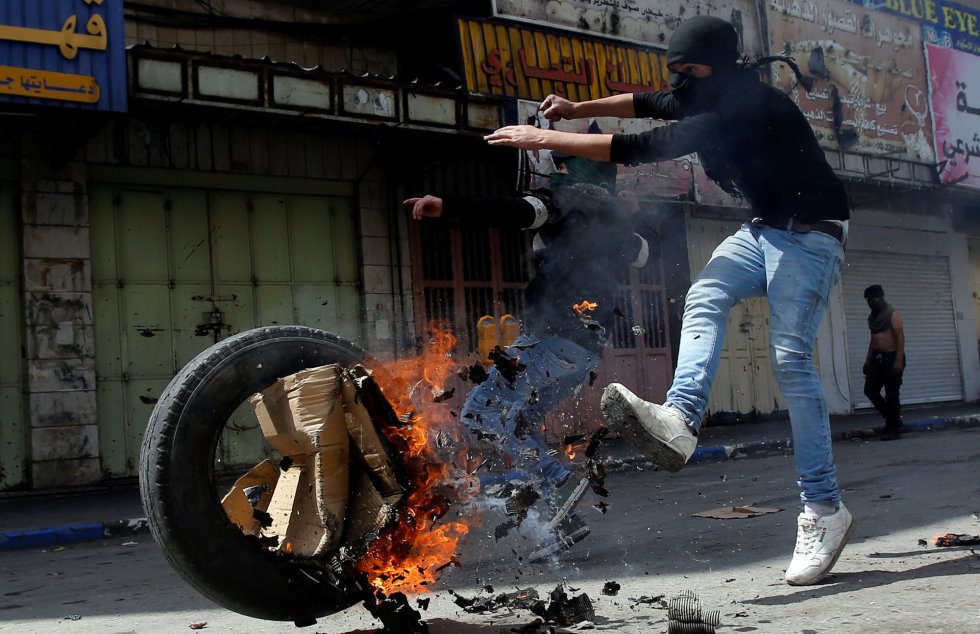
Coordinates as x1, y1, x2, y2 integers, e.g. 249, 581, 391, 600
440, 184, 647, 351
610, 72, 849, 222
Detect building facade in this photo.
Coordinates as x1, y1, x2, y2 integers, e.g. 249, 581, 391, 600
1, 0, 978, 490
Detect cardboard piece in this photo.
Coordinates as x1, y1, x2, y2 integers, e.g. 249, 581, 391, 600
341, 466, 398, 553
220, 459, 280, 535
341, 372, 404, 501
693, 505, 783, 520
250, 364, 350, 556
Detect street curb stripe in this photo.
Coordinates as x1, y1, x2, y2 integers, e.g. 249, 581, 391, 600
0, 522, 105, 551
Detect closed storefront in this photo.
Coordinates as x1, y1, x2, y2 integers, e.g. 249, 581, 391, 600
0, 180, 26, 490
842, 250, 963, 407
90, 177, 360, 477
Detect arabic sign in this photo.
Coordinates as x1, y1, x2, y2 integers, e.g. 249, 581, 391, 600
851, 0, 980, 55
0, 0, 126, 111
768, 0, 934, 161
491, 0, 764, 56
458, 17, 670, 102
927, 43, 980, 188
516, 100, 745, 207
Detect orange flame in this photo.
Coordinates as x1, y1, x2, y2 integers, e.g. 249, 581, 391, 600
354, 323, 474, 594
572, 300, 598, 316
564, 440, 586, 460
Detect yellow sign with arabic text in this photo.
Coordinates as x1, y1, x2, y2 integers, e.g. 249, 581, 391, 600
457, 17, 669, 102
0, 14, 107, 60
0, 0, 125, 111
0, 66, 100, 103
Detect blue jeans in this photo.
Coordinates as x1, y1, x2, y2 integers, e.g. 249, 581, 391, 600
460, 333, 601, 489
667, 223, 844, 505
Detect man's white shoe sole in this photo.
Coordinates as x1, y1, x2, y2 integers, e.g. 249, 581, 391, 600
600, 386, 688, 472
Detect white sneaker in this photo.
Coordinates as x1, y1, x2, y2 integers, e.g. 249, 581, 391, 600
785, 503, 855, 586
599, 383, 696, 472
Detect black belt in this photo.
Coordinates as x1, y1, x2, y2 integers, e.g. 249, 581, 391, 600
754, 216, 844, 245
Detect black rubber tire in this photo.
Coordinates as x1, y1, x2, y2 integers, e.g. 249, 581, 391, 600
139, 325, 366, 624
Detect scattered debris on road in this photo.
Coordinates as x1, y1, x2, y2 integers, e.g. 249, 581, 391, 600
601, 581, 621, 596
693, 505, 781, 520
930, 533, 980, 547
449, 583, 595, 627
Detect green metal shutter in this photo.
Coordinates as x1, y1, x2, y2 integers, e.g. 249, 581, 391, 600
91, 184, 360, 478
843, 250, 963, 407
0, 182, 26, 490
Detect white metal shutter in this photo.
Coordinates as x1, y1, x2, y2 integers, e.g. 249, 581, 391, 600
842, 250, 963, 407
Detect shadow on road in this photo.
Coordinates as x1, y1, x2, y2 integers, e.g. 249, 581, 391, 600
743, 553, 979, 606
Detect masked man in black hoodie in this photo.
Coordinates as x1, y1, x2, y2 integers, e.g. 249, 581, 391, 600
405, 155, 650, 561
485, 15, 852, 585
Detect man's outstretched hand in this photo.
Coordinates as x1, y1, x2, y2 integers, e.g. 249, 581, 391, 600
403, 195, 444, 219
484, 125, 550, 150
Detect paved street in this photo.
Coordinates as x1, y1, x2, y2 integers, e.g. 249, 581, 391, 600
2, 427, 978, 634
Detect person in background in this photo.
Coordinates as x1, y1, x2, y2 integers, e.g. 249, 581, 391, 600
405, 153, 650, 561
484, 15, 853, 585
863, 285, 906, 441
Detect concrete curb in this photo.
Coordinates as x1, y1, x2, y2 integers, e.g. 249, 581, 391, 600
0, 517, 148, 552
2, 415, 978, 552
603, 414, 980, 473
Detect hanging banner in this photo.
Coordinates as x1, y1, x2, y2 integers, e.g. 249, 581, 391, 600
850, 0, 980, 55
491, 0, 764, 56
458, 17, 669, 102
0, 0, 127, 111
927, 42, 980, 189
767, 0, 934, 161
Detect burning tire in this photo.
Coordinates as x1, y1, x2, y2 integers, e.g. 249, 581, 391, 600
139, 326, 366, 625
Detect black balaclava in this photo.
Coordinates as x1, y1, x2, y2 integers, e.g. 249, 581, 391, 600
666, 16, 740, 105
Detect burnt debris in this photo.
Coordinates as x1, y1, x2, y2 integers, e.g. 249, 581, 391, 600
458, 362, 490, 385
488, 346, 527, 384
534, 584, 596, 627
602, 581, 621, 596
931, 533, 980, 547
362, 590, 429, 634
450, 583, 593, 627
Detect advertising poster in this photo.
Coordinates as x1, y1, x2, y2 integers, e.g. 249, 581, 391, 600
492, 0, 764, 56
850, 0, 980, 56
927, 42, 980, 188
767, 0, 934, 161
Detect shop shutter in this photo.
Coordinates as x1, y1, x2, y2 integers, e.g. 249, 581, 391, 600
0, 182, 26, 490
842, 250, 963, 407
91, 184, 360, 478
